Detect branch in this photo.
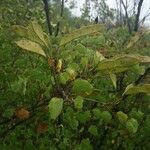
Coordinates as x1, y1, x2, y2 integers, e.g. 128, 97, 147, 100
42, 0, 52, 35
120, 0, 132, 34
140, 9, 150, 25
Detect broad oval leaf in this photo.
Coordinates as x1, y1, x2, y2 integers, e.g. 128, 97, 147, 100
117, 111, 128, 123
60, 24, 104, 46
127, 33, 140, 48
72, 79, 93, 96
12, 25, 29, 37
88, 125, 98, 136
130, 54, 150, 64
123, 84, 150, 95
48, 97, 63, 120
98, 55, 139, 73
59, 72, 70, 85
126, 118, 139, 133
74, 96, 84, 109
92, 108, 102, 119
66, 67, 77, 80
31, 21, 48, 47
93, 51, 105, 65
100, 111, 112, 123
16, 39, 46, 57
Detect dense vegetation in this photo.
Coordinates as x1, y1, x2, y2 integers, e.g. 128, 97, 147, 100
0, 0, 150, 149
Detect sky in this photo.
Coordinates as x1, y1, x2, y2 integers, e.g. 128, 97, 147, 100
66, 0, 150, 26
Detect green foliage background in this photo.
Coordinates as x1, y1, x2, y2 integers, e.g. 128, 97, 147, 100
0, 0, 150, 150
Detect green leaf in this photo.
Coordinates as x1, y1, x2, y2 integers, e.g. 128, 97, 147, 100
69, 118, 79, 130
77, 111, 91, 124
16, 39, 46, 57
110, 74, 117, 89
132, 64, 145, 75
60, 24, 104, 46
3, 107, 15, 118
72, 79, 93, 96
117, 111, 128, 123
92, 108, 102, 119
77, 139, 93, 150
59, 72, 70, 85
126, 118, 139, 133
130, 109, 144, 120
80, 57, 88, 68
88, 125, 98, 136
100, 111, 112, 123
11, 77, 28, 95
74, 96, 84, 110
74, 43, 87, 55
48, 97, 63, 120
123, 84, 150, 95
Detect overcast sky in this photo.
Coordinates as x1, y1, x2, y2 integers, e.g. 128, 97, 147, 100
66, 0, 150, 26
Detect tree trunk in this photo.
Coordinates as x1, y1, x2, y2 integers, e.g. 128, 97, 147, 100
134, 0, 144, 32
42, 0, 52, 35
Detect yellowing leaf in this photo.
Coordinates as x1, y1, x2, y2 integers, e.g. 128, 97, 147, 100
56, 59, 63, 72
110, 74, 117, 89
93, 51, 105, 65
123, 84, 150, 95
16, 39, 46, 57
98, 54, 150, 74
127, 33, 140, 48
98, 55, 139, 73
31, 21, 48, 47
130, 55, 150, 64
66, 68, 77, 80
48, 97, 63, 120
37, 122, 48, 134
12, 25, 29, 37
60, 24, 104, 46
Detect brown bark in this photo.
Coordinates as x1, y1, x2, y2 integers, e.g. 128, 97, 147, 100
134, 0, 144, 32
42, 0, 52, 35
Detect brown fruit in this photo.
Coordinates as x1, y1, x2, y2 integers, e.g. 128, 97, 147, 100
15, 107, 30, 120
48, 58, 55, 67
37, 122, 48, 134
